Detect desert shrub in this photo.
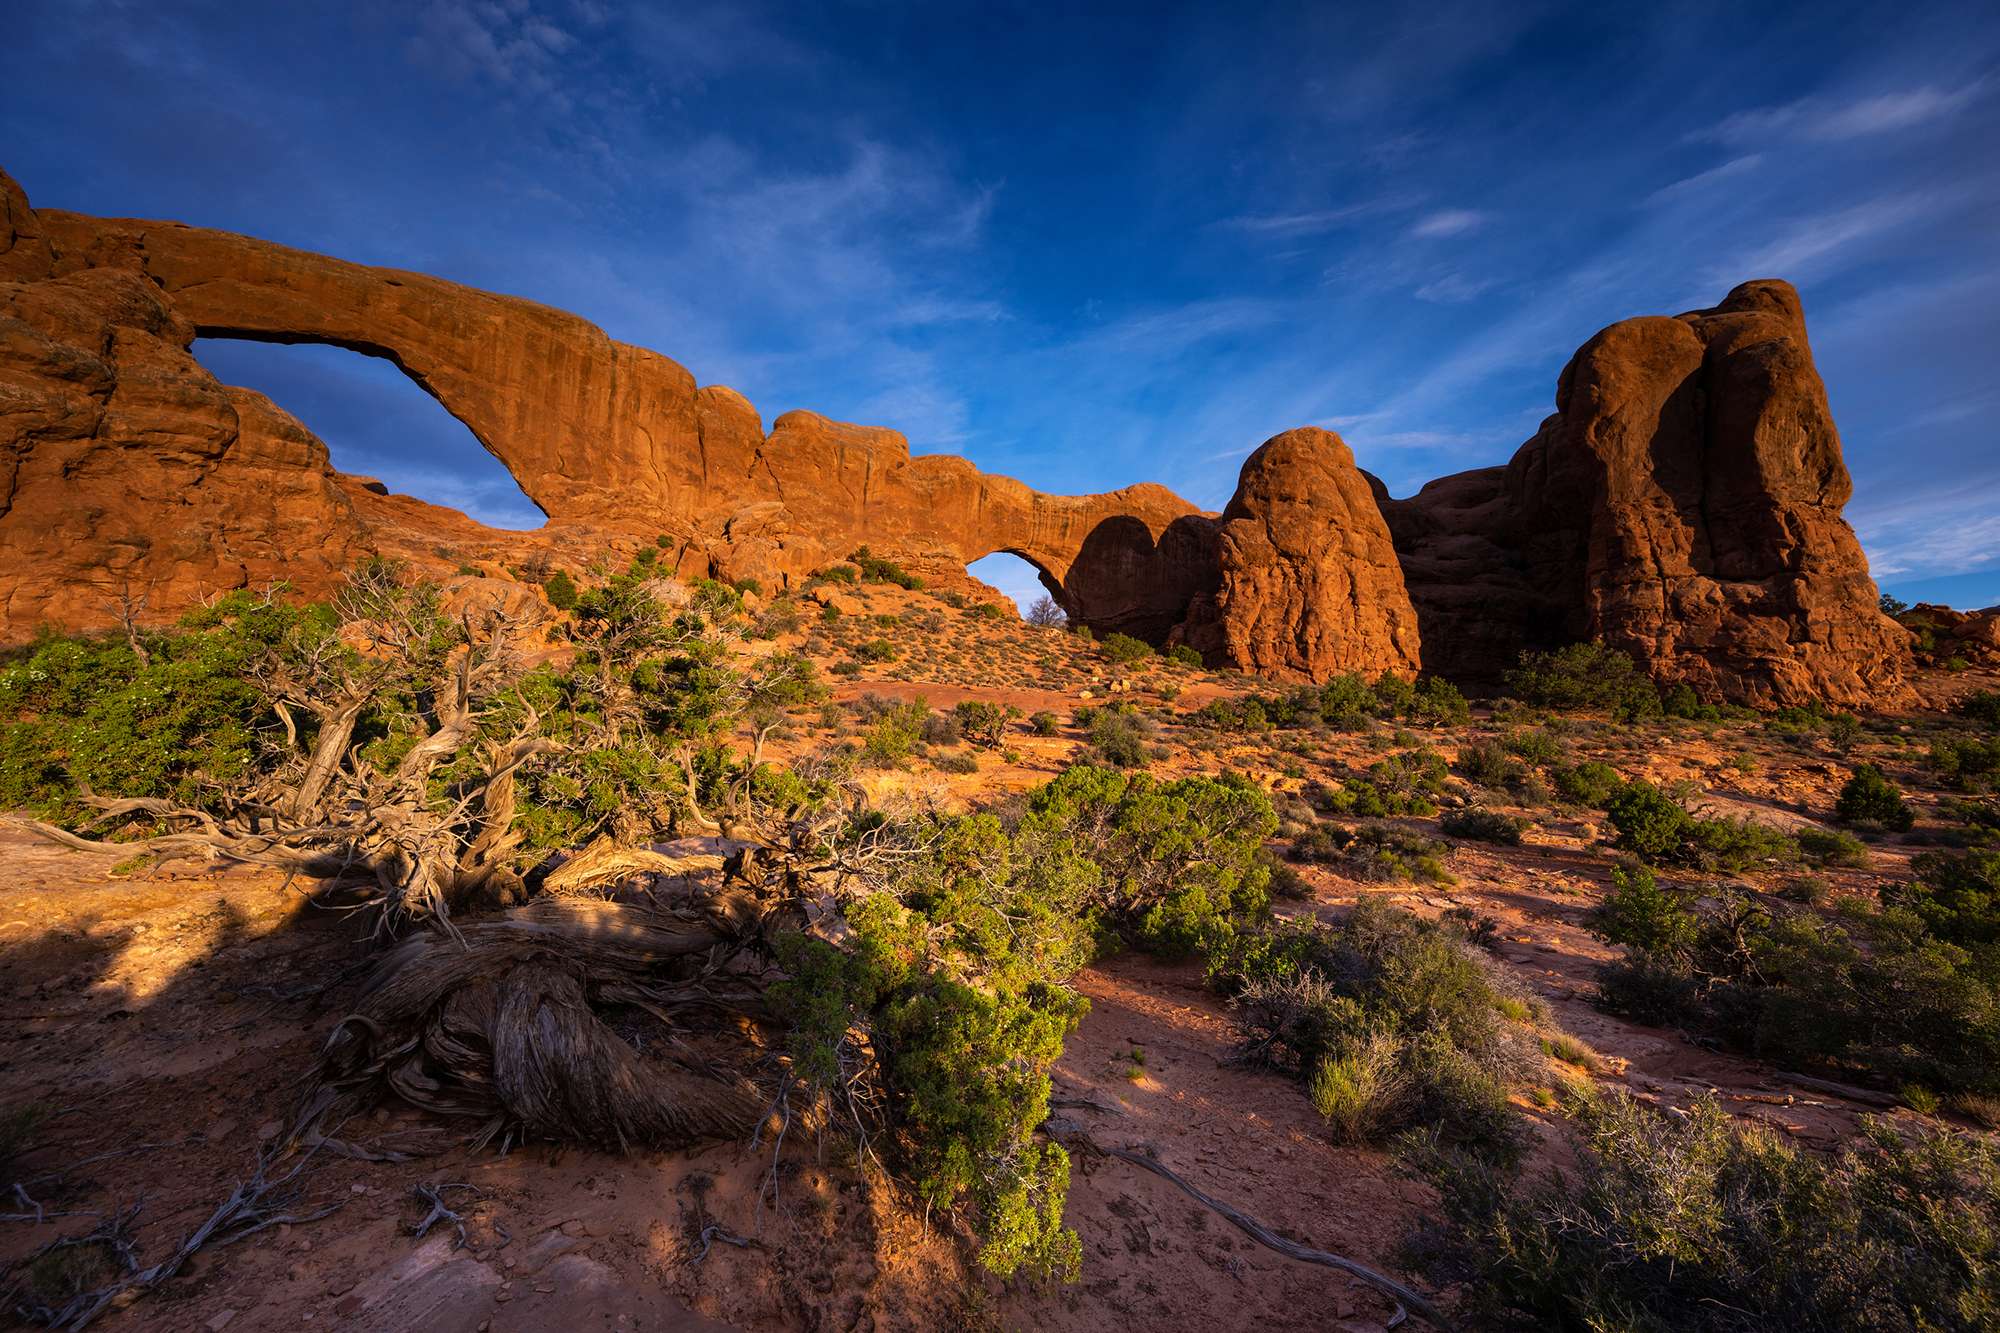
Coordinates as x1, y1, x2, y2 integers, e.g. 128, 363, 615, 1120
966, 602, 1005, 622
934, 752, 979, 774
848, 545, 923, 589
1606, 780, 1694, 859
1028, 710, 1061, 737
1025, 595, 1066, 628
773, 811, 1094, 1281
1024, 764, 1277, 956
1441, 809, 1529, 846
1683, 815, 1797, 871
860, 698, 930, 768
1099, 632, 1154, 664
0, 592, 327, 813
1504, 642, 1661, 720
1588, 862, 1698, 955
920, 711, 963, 746
1796, 826, 1870, 868
1416, 1090, 2000, 1332
1835, 763, 1915, 832
855, 637, 898, 663
1085, 706, 1152, 769
751, 597, 801, 639
1960, 691, 2000, 728
1457, 739, 1523, 790
1553, 759, 1622, 808
1504, 729, 1563, 765
542, 568, 579, 610
1605, 781, 1793, 870
818, 563, 858, 584
1892, 849, 2000, 947
952, 700, 1012, 749
1295, 822, 1453, 883
1405, 676, 1471, 727
1165, 643, 1203, 668
688, 577, 745, 618
1596, 884, 2000, 1094
1933, 736, 2000, 792
1366, 747, 1448, 810
1211, 903, 1520, 1160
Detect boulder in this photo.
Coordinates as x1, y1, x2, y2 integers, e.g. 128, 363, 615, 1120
1183, 428, 1420, 680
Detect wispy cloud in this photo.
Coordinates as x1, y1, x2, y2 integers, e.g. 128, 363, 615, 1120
1851, 473, 2000, 580
1413, 271, 1496, 303
1700, 81, 1988, 144
1647, 154, 1763, 202
1409, 208, 1486, 239
1719, 193, 1940, 280
1216, 195, 1418, 237
408, 0, 581, 104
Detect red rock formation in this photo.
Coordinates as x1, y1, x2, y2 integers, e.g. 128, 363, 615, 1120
19, 188, 1205, 633
1900, 603, 2000, 664
0, 168, 1914, 705
1378, 280, 1911, 707
1183, 429, 1420, 680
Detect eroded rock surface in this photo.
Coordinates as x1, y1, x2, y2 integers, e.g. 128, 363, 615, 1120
1377, 280, 1911, 707
1183, 428, 1420, 680
0, 167, 1911, 704
15, 179, 1204, 633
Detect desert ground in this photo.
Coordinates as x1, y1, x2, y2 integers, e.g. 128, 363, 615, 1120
4, 572, 1994, 1332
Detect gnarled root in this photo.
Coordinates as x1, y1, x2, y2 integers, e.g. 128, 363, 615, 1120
296, 897, 776, 1155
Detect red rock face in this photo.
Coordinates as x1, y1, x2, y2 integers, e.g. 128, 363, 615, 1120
17, 187, 1205, 634
0, 168, 1912, 705
1182, 429, 1420, 680
1377, 281, 1912, 707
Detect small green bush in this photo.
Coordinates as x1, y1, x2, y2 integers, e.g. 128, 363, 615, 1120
1932, 736, 2000, 792
1505, 642, 1661, 720
1960, 691, 2000, 728
1835, 763, 1915, 832
1606, 781, 1694, 859
1212, 903, 1520, 1161
952, 700, 1011, 749
1166, 644, 1203, 668
849, 546, 923, 589
1028, 710, 1061, 737
1440, 809, 1530, 846
1553, 760, 1622, 808
1893, 849, 2000, 947
1100, 632, 1154, 664
1086, 706, 1152, 769
542, 568, 579, 610
1417, 1091, 2000, 1332
1589, 863, 1697, 955
1796, 826, 1869, 868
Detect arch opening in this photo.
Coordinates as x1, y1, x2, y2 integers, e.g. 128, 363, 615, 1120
967, 550, 1064, 623
191, 338, 547, 531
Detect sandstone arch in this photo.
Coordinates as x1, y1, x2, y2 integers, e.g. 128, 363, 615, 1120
0, 166, 1912, 704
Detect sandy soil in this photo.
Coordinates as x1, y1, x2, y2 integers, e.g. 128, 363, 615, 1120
2, 583, 1990, 1330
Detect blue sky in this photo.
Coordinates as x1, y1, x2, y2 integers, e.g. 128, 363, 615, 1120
4, 0, 1996, 611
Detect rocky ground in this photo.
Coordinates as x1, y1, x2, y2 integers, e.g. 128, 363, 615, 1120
2, 577, 1993, 1332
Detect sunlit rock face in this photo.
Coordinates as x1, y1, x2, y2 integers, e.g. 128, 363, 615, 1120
1374, 280, 1911, 707
0, 168, 1906, 704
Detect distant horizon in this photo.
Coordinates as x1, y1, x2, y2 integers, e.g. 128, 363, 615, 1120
5, 0, 1994, 613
